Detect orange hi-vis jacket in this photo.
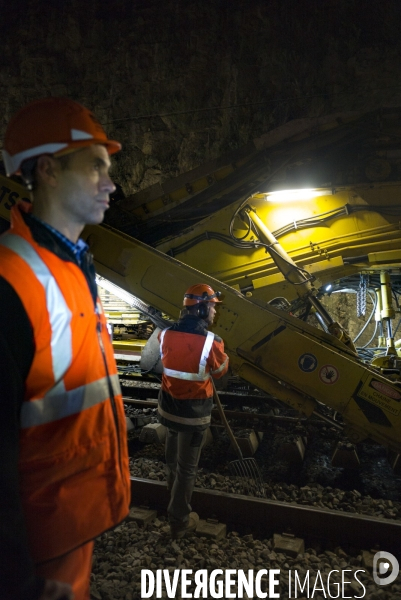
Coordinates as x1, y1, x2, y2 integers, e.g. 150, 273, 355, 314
158, 316, 229, 431
0, 204, 130, 563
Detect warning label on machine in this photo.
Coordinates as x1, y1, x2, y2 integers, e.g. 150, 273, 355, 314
358, 377, 401, 416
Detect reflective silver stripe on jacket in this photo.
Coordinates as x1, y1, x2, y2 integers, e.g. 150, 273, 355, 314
0, 233, 73, 382
21, 374, 121, 428
160, 329, 215, 381
211, 357, 228, 375
158, 405, 211, 426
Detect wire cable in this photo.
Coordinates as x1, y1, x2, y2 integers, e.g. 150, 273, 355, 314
360, 322, 379, 350
353, 290, 377, 344
167, 203, 401, 258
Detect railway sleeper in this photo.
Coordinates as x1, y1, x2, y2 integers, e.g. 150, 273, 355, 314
273, 532, 305, 557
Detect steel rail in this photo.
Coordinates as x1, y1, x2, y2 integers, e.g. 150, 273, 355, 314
123, 397, 331, 428
121, 383, 276, 406
130, 477, 401, 556
122, 385, 345, 428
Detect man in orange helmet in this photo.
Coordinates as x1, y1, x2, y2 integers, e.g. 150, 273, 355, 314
158, 283, 229, 539
0, 98, 130, 600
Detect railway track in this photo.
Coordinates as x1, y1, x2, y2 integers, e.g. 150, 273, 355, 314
130, 477, 401, 556
90, 477, 401, 599
123, 396, 308, 430
121, 381, 278, 408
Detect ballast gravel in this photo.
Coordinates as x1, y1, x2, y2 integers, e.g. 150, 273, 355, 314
129, 455, 401, 522
91, 518, 401, 600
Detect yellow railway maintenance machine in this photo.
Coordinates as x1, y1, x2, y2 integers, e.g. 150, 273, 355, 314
1, 108, 401, 466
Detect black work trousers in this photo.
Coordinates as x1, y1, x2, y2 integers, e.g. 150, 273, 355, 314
165, 428, 205, 524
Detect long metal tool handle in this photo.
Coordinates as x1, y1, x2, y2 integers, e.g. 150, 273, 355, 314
211, 379, 244, 461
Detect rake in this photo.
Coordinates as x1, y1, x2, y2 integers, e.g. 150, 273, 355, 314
211, 380, 265, 497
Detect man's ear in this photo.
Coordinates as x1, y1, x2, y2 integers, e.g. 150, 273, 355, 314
36, 155, 60, 188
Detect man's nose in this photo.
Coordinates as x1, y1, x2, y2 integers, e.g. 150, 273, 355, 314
100, 173, 116, 194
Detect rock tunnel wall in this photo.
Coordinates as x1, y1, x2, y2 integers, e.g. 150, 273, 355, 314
1, 0, 401, 197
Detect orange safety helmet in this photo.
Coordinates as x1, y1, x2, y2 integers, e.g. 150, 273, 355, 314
183, 283, 222, 306
2, 97, 121, 176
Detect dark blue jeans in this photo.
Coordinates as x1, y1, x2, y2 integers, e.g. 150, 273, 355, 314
165, 428, 205, 524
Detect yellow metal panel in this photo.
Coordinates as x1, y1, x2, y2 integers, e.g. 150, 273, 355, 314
367, 249, 401, 265
112, 340, 147, 353
0, 175, 30, 222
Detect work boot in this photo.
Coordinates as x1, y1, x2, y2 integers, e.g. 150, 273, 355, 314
170, 512, 199, 540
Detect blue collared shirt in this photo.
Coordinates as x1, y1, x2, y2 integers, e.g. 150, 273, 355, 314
30, 215, 89, 266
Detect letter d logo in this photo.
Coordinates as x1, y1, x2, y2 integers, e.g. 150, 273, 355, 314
373, 551, 399, 586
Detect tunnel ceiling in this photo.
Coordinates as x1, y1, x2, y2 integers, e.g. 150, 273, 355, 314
1, 0, 401, 245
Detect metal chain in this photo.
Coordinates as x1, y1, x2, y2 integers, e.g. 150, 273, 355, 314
357, 275, 367, 317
